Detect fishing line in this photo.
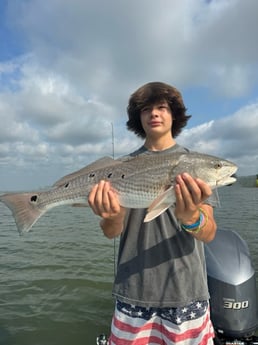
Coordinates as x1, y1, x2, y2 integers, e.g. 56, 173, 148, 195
111, 122, 117, 277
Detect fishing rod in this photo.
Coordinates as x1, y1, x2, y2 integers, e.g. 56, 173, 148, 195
110, 122, 117, 277
95, 124, 116, 345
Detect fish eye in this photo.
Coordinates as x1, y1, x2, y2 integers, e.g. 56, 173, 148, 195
214, 162, 223, 169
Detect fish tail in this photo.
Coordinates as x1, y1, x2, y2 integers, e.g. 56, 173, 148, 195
0, 192, 46, 234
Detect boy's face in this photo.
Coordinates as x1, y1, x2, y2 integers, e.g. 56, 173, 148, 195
140, 101, 173, 139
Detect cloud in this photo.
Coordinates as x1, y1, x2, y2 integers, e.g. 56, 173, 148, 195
6, 0, 258, 96
178, 102, 258, 175
0, 0, 258, 190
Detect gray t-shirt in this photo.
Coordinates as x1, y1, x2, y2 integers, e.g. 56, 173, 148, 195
112, 144, 216, 308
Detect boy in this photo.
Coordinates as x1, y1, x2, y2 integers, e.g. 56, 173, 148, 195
89, 82, 216, 344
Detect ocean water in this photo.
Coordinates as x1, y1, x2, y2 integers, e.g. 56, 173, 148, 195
0, 206, 115, 345
0, 182, 258, 345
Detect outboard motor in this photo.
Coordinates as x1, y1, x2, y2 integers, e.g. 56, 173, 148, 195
205, 229, 258, 344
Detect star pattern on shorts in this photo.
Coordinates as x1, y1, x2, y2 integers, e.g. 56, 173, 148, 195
117, 300, 208, 325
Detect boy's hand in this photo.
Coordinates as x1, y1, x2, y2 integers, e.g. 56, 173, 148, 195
88, 180, 123, 220
174, 173, 212, 224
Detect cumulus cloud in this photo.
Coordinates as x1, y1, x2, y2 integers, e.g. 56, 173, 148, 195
0, 0, 258, 189
178, 102, 258, 175
6, 0, 258, 95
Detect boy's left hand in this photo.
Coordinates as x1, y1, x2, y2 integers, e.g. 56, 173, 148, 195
174, 173, 212, 224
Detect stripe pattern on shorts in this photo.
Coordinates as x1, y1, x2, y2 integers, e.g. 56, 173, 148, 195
109, 300, 214, 345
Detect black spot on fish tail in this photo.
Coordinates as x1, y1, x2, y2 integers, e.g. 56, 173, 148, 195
0, 192, 47, 233
30, 195, 38, 203
107, 173, 112, 178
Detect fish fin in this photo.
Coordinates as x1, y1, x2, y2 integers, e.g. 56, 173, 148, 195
144, 186, 175, 222
0, 193, 46, 234
53, 157, 121, 187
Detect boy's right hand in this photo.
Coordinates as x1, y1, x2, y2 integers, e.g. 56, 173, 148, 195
88, 180, 123, 220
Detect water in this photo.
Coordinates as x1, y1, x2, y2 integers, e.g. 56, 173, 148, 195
0, 183, 258, 345
0, 206, 115, 345
214, 182, 258, 264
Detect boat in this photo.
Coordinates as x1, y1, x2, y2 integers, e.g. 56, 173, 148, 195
96, 229, 258, 345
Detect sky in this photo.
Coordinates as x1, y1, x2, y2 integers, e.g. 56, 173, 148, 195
0, 0, 258, 191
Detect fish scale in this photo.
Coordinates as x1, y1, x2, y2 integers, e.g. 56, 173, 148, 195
0, 151, 237, 233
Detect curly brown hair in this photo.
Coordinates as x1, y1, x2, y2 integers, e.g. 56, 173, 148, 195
126, 82, 191, 138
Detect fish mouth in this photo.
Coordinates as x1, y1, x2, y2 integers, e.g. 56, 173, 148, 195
217, 176, 237, 186
217, 171, 237, 187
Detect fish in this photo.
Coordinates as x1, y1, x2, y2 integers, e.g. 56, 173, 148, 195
0, 151, 237, 234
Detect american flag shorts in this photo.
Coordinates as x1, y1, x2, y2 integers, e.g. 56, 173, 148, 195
109, 300, 214, 345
